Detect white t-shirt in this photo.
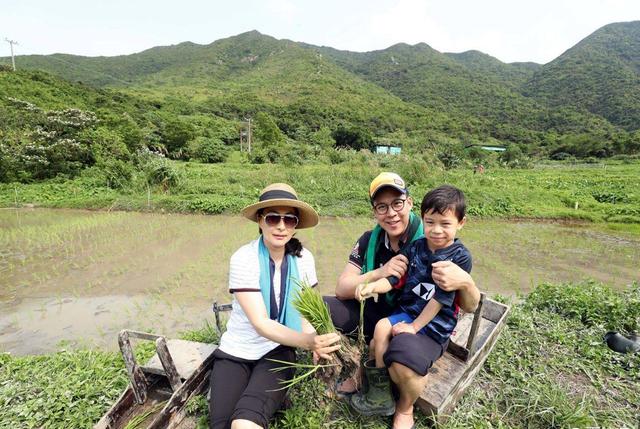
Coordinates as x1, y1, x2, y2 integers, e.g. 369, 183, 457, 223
218, 239, 318, 360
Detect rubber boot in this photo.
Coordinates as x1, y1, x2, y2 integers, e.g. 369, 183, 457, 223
604, 331, 640, 353
350, 360, 395, 416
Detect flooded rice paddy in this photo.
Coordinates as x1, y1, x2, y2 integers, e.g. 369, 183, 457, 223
1, 208, 638, 355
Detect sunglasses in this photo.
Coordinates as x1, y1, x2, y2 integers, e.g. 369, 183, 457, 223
262, 213, 299, 228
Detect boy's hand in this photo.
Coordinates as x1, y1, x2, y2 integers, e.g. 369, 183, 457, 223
392, 322, 416, 336
355, 283, 378, 302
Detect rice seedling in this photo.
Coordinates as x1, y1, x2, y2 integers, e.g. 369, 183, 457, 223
270, 280, 361, 391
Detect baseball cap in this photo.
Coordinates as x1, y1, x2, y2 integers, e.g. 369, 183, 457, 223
369, 172, 408, 202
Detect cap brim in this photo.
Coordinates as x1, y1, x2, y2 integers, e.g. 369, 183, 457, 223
241, 199, 319, 229
370, 184, 408, 201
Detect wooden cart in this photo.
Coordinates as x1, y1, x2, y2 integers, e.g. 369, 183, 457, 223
416, 294, 510, 423
95, 303, 233, 428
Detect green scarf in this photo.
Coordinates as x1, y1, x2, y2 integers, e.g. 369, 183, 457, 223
362, 211, 424, 306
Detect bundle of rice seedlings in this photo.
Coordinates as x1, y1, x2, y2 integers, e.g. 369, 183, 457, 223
292, 280, 361, 389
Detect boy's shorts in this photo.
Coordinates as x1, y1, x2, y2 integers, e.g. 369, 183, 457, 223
384, 312, 448, 376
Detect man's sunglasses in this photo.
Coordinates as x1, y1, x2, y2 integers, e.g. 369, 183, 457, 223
262, 213, 299, 228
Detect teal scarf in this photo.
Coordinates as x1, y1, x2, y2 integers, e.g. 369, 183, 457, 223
362, 211, 424, 305
258, 237, 302, 332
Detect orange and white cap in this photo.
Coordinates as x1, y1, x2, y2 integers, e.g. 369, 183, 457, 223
369, 172, 408, 202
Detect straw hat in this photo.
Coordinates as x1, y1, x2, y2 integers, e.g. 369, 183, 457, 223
241, 183, 319, 229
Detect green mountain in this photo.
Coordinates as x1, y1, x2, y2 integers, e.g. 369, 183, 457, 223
2, 23, 639, 145
312, 43, 612, 141
5, 31, 455, 136
524, 21, 640, 131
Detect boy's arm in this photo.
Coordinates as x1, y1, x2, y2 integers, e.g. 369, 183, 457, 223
355, 278, 393, 301
412, 299, 443, 332
392, 299, 443, 335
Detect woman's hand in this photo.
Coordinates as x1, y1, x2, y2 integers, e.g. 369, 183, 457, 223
378, 254, 408, 279
391, 322, 417, 336
310, 332, 341, 360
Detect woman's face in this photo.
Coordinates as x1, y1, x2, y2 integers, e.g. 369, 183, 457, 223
258, 206, 299, 252
372, 188, 413, 239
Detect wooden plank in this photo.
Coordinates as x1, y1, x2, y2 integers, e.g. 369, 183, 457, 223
466, 293, 485, 354
416, 299, 510, 423
145, 340, 217, 380
482, 301, 507, 324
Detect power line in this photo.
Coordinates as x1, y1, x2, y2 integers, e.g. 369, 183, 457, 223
5, 39, 18, 71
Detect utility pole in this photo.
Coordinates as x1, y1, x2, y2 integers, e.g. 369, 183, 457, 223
242, 116, 252, 153
5, 39, 18, 71
247, 117, 252, 153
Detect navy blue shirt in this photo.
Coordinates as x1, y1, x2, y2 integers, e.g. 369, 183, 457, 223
393, 237, 472, 344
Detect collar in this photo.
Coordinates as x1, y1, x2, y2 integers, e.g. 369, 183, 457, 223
383, 229, 409, 252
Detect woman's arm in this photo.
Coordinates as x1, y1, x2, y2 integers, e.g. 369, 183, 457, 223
235, 291, 340, 359
336, 254, 408, 299
431, 261, 480, 312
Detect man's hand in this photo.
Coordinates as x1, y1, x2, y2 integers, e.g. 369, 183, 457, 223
391, 322, 416, 336
379, 254, 409, 279
431, 260, 471, 292
355, 283, 378, 302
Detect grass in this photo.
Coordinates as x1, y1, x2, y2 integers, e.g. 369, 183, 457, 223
1, 281, 638, 428
1, 159, 639, 223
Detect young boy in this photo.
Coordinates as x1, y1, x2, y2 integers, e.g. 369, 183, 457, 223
357, 184, 472, 371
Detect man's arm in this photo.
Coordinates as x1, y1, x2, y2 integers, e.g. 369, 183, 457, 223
431, 261, 480, 312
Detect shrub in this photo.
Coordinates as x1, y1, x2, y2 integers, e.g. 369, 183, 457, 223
525, 280, 640, 333
187, 137, 229, 163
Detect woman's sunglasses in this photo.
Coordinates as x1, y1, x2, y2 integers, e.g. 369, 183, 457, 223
262, 213, 299, 228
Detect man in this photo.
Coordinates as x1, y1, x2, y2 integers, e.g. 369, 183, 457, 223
324, 172, 480, 429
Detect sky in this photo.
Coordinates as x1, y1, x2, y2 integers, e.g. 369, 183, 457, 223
1, 0, 639, 64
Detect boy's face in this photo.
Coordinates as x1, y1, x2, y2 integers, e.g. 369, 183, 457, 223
422, 208, 465, 251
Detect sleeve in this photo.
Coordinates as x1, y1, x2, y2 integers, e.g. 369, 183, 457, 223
299, 248, 318, 288
228, 245, 261, 293
454, 247, 473, 274
386, 240, 417, 287
434, 286, 456, 307
348, 231, 371, 270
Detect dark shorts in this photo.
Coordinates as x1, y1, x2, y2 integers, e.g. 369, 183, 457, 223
208, 345, 295, 429
383, 333, 448, 376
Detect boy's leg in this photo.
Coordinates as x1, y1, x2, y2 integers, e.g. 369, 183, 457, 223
383, 333, 448, 429
373, 318, 393, 368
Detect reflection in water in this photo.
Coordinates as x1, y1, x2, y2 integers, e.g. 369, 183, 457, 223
1, 208, 638, 355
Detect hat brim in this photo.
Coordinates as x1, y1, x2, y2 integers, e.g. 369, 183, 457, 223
241, 199, 319, 229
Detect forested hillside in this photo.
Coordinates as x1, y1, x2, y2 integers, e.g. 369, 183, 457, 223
524, 21, 640, 131
1, 22, 639, 186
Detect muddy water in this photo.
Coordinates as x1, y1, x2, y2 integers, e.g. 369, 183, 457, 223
1, 209, 638, 355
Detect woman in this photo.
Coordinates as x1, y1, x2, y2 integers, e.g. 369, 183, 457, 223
208, 183, 341, 429
324, 172, 480, 429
